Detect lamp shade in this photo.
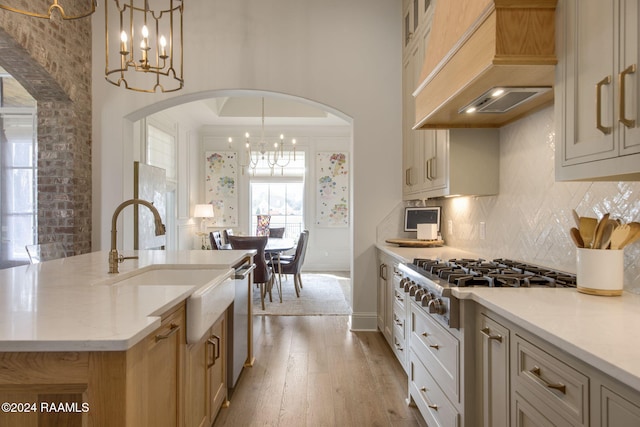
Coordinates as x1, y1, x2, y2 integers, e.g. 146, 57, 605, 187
194, 204, 214, 218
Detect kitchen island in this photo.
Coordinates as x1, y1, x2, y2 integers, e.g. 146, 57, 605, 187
0, 249, 254, 427
378, 243, 640, 426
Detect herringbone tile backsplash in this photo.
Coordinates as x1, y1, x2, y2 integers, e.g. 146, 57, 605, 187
380, 106, 640, 293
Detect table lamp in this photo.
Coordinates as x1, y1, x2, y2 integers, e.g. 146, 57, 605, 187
194, 204, 214, 232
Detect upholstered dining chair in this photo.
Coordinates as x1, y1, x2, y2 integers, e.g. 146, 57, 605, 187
25, 242, 69, 264
270, 230, 309, 297
209, 231, 231, 250
222, 229, 233, 245
268, 227, 285, 238
228, 235, 274, 310
256, 215, 271, 236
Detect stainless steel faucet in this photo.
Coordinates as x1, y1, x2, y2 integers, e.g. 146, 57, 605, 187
109, 198, 166, 274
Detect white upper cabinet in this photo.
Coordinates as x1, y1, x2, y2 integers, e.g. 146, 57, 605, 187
556, 0, 640, 180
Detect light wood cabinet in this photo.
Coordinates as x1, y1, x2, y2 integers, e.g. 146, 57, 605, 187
185, 312, 227, 427
143, 305, 185, 427
0, 302, 186, 427
555, 0, 640, 181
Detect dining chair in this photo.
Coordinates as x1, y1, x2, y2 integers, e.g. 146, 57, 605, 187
228, 235, 275, 310
256, 215, 271, 236
25, 242, 69, 264
209, 231, 231, 250
270, 230, 309, 297
222, 229, 234, 245
268, 227, 285, 238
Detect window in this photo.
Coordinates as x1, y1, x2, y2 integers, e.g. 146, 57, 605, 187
0, 68, 37, 268
147, 123, 176, 181
144, 119, 177, 249
249, 151, 305, 238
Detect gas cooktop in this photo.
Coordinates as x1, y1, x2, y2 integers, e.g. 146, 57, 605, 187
407, 258, 577, 289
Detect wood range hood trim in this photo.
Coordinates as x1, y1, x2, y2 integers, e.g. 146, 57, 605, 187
413, 0, 557, 129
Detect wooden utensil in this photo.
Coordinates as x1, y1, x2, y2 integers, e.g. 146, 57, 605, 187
572, 209, 581, 228
570, 227, 584, 248
592, 213, 610, 249
610, 224, 631, 250
579, 216, 598, 248
598, 221, 615, 249
620, 222, 640, 248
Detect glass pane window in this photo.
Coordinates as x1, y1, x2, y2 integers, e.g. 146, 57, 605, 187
1, 73, 37, 267
250, 181, 304, 238
147, 123, 176, 181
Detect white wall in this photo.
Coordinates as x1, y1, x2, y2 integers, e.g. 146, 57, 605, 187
197, 125, 351, 271
91, 0, 403, 330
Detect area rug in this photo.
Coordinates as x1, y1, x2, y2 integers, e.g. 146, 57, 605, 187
252, 273, 352, 316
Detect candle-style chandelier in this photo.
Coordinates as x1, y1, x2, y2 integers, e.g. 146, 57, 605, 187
105, 0, 184, 93
0, 0, 96, 20
229, 98, 298, 176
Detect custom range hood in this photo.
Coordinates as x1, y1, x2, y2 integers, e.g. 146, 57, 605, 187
414, 0, 557, 129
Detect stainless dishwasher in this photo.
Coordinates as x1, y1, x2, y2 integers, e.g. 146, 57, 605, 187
227, 256, 255, 393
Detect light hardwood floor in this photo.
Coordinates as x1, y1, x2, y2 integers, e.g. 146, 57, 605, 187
214, 315, 427, 427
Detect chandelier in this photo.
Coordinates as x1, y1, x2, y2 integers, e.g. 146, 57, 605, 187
229, 98, 297, 176
0, 0, 96, 19
105, 0, 184, 93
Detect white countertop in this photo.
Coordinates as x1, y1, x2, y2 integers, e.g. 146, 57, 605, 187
377, 243, 640, 392
0, 250, 252, 352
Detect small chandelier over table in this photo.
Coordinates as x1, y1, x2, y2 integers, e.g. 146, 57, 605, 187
105, 0, 184, 93
0, 0, 96, 20
228, 98, 297, 176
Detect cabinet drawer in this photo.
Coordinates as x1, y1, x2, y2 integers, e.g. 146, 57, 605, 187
600, 385, 640, 427
410, 350, 459, 427
411, 304, 459, 401
393, 287, 407, 310
513, 391, 573, 427
392, 303, 406, 339
514, 335, 588, 426
392, 332, 407, 367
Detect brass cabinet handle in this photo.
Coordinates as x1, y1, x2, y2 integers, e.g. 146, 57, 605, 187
155, 323, 180, 342
430, 158, 436, 180
529, 366, 566, 394
207, 334, 221, 368
425, 159, 432, 181
405, 168, 414, 186
379, 263, 387, 280
619, 64, 637, 128
596, 75, 613, 135
480, 327, 503, 342
429, 344, 440, 350
419, 387, 439, 410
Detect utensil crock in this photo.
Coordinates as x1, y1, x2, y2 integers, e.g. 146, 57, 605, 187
576, 248, 624, 296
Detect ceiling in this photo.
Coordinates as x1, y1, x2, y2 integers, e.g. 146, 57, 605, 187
157, 96, 350, 128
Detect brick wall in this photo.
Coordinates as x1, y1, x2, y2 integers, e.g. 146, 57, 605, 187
0, 5, 92, 255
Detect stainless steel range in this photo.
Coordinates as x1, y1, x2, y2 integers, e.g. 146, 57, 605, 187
397, 258, 577, 329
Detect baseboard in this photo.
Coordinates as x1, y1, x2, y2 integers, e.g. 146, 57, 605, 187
349, 312, 377, 331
